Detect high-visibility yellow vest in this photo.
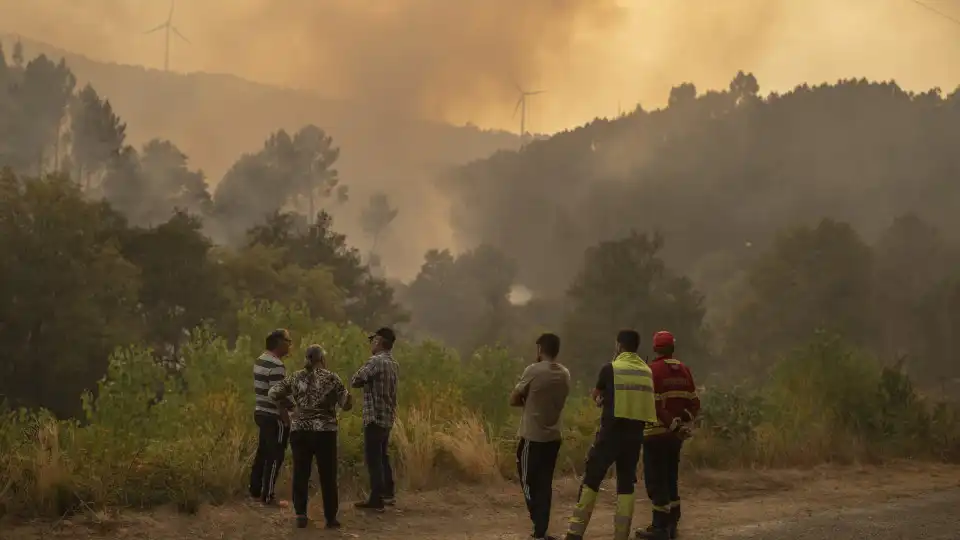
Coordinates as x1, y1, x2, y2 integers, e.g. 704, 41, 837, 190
611, 352, 657, 423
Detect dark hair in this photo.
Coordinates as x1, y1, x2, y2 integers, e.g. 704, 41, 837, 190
654, 344, 675, 357
265, 329, 289, 351
536, 333, 561, 358
617, 330, 641, 353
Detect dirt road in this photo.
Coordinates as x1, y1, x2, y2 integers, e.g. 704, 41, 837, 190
5, 463, 960, 540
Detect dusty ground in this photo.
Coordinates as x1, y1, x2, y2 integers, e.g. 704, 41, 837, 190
5, 462, 960, 540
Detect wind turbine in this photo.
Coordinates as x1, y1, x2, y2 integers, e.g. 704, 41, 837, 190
513, 83, 544, 146
144, 0, 189, 72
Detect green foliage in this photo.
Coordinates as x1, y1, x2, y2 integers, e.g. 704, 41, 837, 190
2, 311, 958, 519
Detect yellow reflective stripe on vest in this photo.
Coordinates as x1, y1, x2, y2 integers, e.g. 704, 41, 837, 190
655, 390, 699, 401
644, 425, 669, 437
611, 353, 657, 422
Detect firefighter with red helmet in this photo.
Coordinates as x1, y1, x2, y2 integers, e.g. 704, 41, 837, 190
635, 331, 700, 540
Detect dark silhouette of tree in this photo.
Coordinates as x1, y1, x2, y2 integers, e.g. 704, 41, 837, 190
563, 231, 707, 377
119, 211, 228, 357
245, 211, 407, 328
404, 244, 518, 356
727, 219, 874, 364
213, 125, 341, 242
70, 84, 126, 191
0, 172, 140, 417
361, 192, 399, 270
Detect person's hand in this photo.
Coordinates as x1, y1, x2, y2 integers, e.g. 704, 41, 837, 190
594, 394, 604, 408
676, 423, 694, 441
668, 417, 682, 432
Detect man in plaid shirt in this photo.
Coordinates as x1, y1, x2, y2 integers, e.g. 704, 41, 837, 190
351, 327, 399, 511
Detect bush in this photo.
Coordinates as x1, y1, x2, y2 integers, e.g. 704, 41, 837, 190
2, 312, 959, 519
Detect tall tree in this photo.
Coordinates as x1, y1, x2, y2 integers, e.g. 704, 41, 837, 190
728, 219, 874, 363
563, 231, 707, 376
120, 211, 228, 357
360, 192, 399, 271
213, 125, 342, 241
0, 172, 140, 417
244, 211, 407, 328
17, 55, 75, 175
70, 84, 126, 191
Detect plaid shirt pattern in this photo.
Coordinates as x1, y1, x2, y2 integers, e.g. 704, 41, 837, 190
350, 351, 399, 428
268, 368, 350, 432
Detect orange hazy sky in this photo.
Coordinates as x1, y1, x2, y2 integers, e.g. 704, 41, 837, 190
3, 0, 960, 134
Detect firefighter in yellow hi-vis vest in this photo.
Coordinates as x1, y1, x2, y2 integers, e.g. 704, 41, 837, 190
564, 330, 658, 540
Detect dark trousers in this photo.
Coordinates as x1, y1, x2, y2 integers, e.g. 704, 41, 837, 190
642, 436, 683, 530
363, 423, 395, 505
582, 429, 643, 494
291, 430, 339, 522
249, 412, 289, 501
517, 438, 562, 538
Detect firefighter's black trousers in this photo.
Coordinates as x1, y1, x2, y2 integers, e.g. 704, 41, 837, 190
642, 436, 683, 529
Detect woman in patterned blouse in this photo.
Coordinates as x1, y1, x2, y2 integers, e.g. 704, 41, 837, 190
269, 344, 353, 529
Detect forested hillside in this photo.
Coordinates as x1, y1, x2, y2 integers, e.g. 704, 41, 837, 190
6, 35, 519, 277
430, 72, 960, 382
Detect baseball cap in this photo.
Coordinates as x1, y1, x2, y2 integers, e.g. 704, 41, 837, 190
368, 327, 396, 345
653, 330, 675, 348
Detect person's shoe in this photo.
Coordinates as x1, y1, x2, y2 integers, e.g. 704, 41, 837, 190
532, 535, 561, 540
354, 501, 385, 513
261, 495, 277, 506
635, 527, 669, 540
668, 523, 678, 539
326, 519, 342, 529
296, 515, 309, 529
383, 496, 396, 506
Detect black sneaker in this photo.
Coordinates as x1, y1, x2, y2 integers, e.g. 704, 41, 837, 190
383, 497, 396, 506
326, 520, 342, 529
296, 515, 309, 529
354, 501, 385, 513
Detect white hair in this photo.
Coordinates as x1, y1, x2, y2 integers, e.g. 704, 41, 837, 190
305, 344, 326, 365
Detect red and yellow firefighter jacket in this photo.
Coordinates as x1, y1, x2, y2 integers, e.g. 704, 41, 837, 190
644, 356, 700, 438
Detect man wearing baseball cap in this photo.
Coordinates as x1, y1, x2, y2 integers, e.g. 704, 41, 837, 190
636, 331, 701, 540
350, 327, 400, 511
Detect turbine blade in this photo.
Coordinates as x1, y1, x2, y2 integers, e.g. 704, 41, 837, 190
513, 97, 523, 118
144, 23, 167, 34
168, 0, 176, 22
528, 90, 545, 95
171, 26, 190, 43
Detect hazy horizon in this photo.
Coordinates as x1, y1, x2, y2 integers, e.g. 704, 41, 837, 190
4, 0, 960, 136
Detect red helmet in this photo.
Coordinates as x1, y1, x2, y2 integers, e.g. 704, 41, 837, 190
653, 330, 675, 349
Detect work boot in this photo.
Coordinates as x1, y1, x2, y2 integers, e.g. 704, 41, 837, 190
669, 505, 681, 539
634, 527, 669, 540
295, 515, 308, 529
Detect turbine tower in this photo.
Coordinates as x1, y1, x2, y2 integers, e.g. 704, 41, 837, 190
145, 0, 189, 72
513, 83, 544, 147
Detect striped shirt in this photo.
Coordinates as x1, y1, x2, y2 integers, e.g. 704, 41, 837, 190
254, 352, 290, 415
350, 351, 399, 428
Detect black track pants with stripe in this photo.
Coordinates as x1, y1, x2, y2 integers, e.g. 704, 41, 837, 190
249, 412, 290, 501
517, 438, 562, 538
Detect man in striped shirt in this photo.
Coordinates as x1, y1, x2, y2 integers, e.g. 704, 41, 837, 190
249, 328, 294, 505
